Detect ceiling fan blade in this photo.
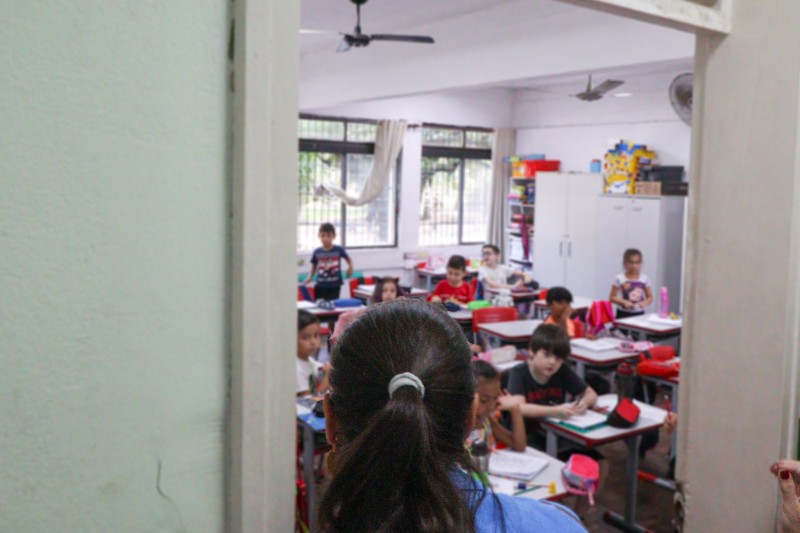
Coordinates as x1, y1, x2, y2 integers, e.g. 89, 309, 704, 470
370, 34, 435, 44
591, 79, 625, 95
300, 29, 335, 35
336, 39, 352, 53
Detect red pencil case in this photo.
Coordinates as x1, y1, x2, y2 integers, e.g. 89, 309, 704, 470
607, 397, 640, 428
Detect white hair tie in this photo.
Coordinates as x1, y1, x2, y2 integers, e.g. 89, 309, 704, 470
388, 372, 425, 399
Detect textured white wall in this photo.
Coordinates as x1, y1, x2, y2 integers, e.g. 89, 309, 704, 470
0, 2, 229, 531
680, 1, 800, 529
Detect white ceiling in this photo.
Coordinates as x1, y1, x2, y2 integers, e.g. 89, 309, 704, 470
298, 0, 695, 109
299, 0, 569, 53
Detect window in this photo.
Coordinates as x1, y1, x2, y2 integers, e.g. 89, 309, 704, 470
297, 117, 398, 251
419, 126, 493, 246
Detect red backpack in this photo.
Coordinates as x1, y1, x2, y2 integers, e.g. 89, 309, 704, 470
637, 346, 680, 378
585, 300, 615, 336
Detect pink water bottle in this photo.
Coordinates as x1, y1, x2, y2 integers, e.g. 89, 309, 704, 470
658, 287, 669, 318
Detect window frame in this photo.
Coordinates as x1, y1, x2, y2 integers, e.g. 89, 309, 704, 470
297, 114, 401, 251
420, 124, 493, 246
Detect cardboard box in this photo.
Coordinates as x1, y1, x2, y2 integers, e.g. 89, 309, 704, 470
660, 181, 688, 196
635, 182, 662, 196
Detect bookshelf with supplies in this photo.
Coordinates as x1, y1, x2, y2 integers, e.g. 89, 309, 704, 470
505, 157, 561, 271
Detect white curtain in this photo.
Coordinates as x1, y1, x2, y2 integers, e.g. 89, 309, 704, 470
486, 128, 517, 260
322, 119, 407, 206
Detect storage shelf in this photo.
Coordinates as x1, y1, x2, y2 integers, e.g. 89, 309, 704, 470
509, 258, 532, 266
508, 200, 535, 208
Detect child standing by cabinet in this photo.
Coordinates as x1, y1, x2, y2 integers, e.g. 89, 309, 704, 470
609, 248, 653, 319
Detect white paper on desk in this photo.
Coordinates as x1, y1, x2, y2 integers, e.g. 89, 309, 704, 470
488, 475, 519, 496
296, 403, 312, 416
571, 338, 618, 352
488, 450, 548, 480
297, 301, 316, 309
646, 314, 681, 326
546, 409, 607, 429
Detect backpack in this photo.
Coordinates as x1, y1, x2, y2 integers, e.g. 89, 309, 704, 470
584, 301, 615, 336
561, 454, 600, 506
637, 346, 680, 378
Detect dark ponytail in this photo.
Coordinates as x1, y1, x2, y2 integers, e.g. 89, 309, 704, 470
318, 299, 483, 532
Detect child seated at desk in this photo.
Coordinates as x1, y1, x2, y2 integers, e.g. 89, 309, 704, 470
609, 248, 653, 319
468, 360, 526, 453
329, 276, 404, 344
506, 324, 598, 447
428, 254, 474, 305
479, 244, 531, 290
296, 310, 330, 397
544, 287, 586, 339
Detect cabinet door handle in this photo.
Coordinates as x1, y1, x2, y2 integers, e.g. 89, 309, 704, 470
559, 241, 563, 256
568, 241, 572, 257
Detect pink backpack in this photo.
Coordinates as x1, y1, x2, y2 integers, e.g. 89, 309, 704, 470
561, 454, 600, 505
585, 301, 615, 336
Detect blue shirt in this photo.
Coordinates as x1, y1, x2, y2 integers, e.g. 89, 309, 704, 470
460, 473, 587, 532
310, 245, 349, 288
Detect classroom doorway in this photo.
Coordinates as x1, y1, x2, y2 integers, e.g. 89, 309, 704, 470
230, 1, 800, 531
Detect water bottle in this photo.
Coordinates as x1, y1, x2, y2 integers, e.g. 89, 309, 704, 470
470, 439, 490, 479
659, 287, 669, 318
616, 362, 636, 400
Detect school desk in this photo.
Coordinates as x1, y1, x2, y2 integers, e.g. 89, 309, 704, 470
486, 446, 568, 501
569, 338, 639, 380
353, 284, 428, 304
296, 399, 326, 532
540, 394, 667, 533
483, 286, 542, 303
477, 319, 542, 349
615, 314, 682, 340
532, 296, 593, 320
415, 266, 478, 292
296, 300, 367, 323
641, 373, 680, 460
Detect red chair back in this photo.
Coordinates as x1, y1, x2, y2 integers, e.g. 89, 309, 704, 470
298, 285, 315, 301
538, 288, 549, 302
472, 306, 518, 333
348, 276, 376, 298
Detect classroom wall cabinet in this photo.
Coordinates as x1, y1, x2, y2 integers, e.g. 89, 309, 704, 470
533, 172, 604, 298
594, 195, 685, 312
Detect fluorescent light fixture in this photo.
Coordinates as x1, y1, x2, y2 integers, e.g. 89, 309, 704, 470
614, 92, 634, 98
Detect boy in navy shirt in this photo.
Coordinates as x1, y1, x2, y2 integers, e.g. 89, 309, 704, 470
304, 222, 353, 301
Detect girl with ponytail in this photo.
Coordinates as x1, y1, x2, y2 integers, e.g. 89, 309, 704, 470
319, 299, 586, 532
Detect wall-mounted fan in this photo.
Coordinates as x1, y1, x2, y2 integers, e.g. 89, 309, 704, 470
573, 75, 625, 102
310, 0, 435, 53
669, 73, 693, 125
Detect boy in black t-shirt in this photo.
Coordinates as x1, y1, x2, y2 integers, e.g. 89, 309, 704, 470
507, 324, 598, 446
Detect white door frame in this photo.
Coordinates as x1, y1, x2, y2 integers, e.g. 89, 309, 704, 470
229, 1, 800, 531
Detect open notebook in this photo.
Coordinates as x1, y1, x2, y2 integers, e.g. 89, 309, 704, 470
488, 450, 549, 481
546, 408, 608, 431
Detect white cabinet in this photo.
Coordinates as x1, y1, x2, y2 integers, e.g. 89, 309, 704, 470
533, 173, 604, 298
594, 196, 685, 313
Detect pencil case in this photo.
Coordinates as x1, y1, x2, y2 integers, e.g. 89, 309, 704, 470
607, 397, 640, 428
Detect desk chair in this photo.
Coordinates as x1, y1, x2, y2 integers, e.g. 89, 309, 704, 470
471, 306, 518, 348
347, 275, 375, 299
298, 285, 315, 302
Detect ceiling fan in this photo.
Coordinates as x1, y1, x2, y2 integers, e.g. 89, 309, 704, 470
317, 0, 435, 53
573, 75, 625, 102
